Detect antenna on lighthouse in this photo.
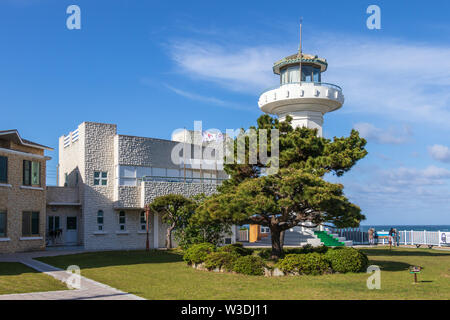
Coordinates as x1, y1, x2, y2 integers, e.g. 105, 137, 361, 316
298, 17, 303, 84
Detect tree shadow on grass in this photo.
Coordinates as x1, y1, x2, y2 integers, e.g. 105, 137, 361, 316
0, 262, 39, 276
36, 249, 185, 271
368, 259, 411, 272
361, 248, 450, 258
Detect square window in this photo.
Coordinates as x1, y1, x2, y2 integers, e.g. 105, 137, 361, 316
0, 156, 7, 184
0, 212, 6, 237
22, 161, 40, 186
94, 171, 107, 186
22, 211, 39, 236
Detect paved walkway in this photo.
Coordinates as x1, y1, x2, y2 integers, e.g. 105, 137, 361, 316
0, 250, 145, 300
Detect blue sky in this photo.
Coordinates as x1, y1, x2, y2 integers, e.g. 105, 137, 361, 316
1, 0, 450, 225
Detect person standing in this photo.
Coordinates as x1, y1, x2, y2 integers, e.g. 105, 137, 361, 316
389, 228, 395, 249
368, 228, 374, 245
394, 228, 400, 246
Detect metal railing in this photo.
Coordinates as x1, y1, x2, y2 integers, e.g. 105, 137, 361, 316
334, 228, 450, 247
260, 81, 342, 96
139, 176, 226, 184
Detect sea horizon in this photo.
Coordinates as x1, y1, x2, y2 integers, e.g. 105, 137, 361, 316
359, 225, 450, 232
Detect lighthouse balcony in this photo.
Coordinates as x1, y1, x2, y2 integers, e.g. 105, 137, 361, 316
258, 82, 344, 115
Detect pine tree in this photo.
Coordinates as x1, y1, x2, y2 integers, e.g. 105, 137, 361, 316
195, 115, 367, 259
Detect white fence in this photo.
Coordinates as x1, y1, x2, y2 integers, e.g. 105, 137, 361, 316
336, 228, 450, 247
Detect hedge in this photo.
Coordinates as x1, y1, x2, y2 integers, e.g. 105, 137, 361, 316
218, 243, 253, 256
204, 251, 238, 271
232, 255, 266, 276
183, 242, 216, 265
324, 247, 369, 273
276, 253, 330, 275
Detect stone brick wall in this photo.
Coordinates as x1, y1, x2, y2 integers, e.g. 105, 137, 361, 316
81, 122, 118, 250
0, 149, 47, 253
141, 181, 217, 206
115, 186, 141, 208
118, 135, 181, 169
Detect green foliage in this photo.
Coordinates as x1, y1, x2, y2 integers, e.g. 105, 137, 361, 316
204, 251, 238, 271
256, 248, 272, 260
149, 194, 195, 248
276, 253, 330, 275
218, 243, 253, 256
194, 115, 367, 258
149, 194, 194, 226
183, 243, 215, 265
255, 245, 329, 260
175, 220, 231, 250
285, 244, 329, 255
232, 256, 266, 276
325, 247, 369, 273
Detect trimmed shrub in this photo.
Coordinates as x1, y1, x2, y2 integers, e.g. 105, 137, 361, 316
183, 242, 215, 265
256, 248, 272, 260
276, 253, 330, 275
325, 247, 369, 273
284, 245, 328, 256
232, 255, 266, 276
204, 251, 238, 271
312, 245, 329, 254
218, 242, 252, 256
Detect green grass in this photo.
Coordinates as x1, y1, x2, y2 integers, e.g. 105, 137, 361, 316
0, 262, 68, 295
37, 247, 450, 300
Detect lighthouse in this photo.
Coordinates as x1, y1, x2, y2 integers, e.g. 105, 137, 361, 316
258, 27, 343, 137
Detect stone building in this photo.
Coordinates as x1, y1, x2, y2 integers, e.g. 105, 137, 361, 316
53, 122, 234, 250
0, 130, 53, 253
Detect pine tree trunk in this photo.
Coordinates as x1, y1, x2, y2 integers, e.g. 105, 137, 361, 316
270, 228, 283, 259
280, 230, 285, 247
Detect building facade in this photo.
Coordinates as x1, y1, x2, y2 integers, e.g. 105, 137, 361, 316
54, 122, 232, 250
0, 130, 52, 253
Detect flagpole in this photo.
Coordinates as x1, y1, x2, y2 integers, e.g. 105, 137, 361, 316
298, 18, 303, 85
183, 127, 186, 182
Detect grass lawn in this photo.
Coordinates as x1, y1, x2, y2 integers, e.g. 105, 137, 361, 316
0, 262, 68, 295
37, 247, 450, 300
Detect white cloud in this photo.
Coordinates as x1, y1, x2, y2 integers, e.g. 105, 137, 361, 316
168, 35, 450, 126
169, 40, 284, 92
165, 84, 227, 106
335, 164, 450, 222
164, 84, 255, 112
353, 122, 411, 144
429, 144, 450, 163
379, 165, 450, 186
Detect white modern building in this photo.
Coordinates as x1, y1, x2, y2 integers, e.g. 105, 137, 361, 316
48, 122, 233, 250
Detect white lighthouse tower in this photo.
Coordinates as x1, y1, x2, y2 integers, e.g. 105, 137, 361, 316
258, 25, 343, 137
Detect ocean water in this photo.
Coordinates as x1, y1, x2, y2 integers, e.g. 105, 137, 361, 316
359, 225, 450, 232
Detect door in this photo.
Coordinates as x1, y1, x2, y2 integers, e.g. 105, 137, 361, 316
47, 216, 61, 246
65, 216, 78, 245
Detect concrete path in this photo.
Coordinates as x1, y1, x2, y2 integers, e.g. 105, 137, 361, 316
0, 250, 145, 300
